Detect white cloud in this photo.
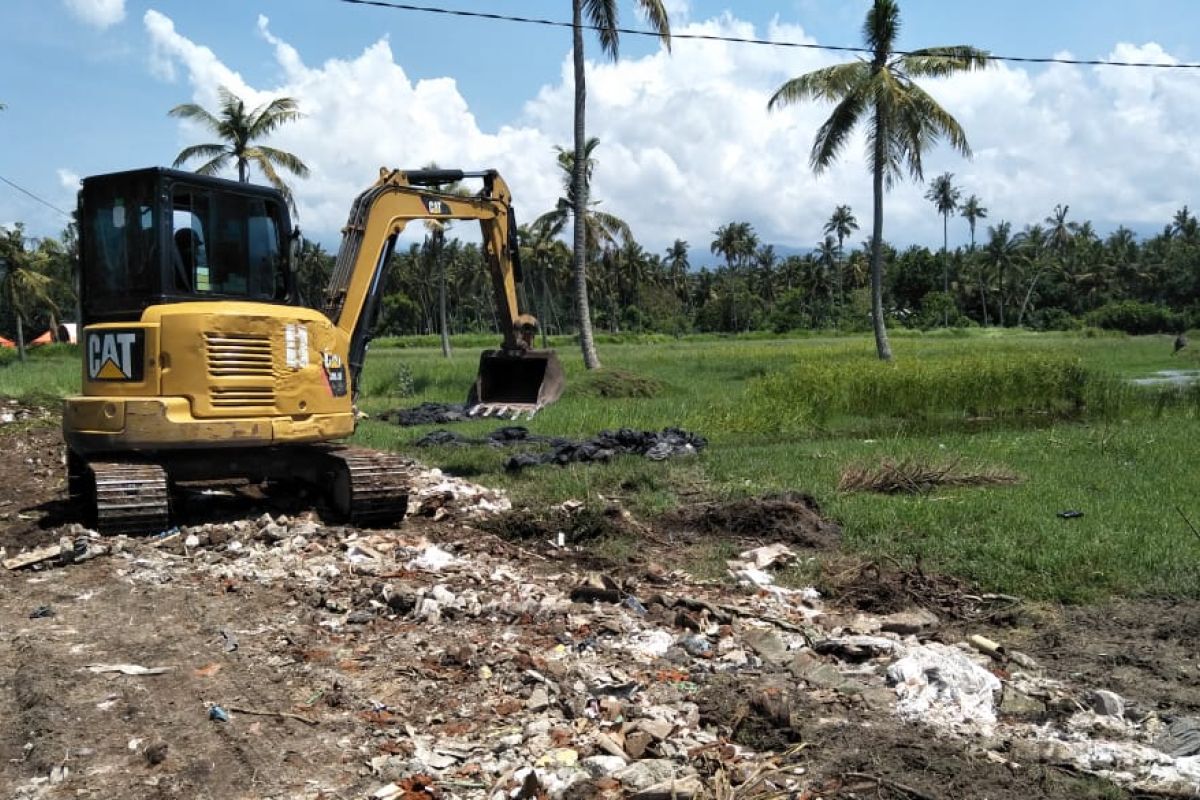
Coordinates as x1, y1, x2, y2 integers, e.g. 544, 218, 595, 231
146, 11, 560, 243
145, 10, 1200, 258
62, 0, 125, 29
57, 168, 81, 191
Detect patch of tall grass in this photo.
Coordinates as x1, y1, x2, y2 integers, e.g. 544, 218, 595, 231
723, 347, 1128, 435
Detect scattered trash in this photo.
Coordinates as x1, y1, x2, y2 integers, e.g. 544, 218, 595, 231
208, 705, 230, 723
378, 402, 469, 427
1058, 510, 1085, 519
504, 427, 707, 471
28, 605, 55, 619
86, 664, 172, 676
4, 543, 66, 570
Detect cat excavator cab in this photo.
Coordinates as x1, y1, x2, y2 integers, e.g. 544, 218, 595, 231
64, 166, 563, 532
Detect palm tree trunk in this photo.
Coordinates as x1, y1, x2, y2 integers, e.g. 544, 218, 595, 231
942, 211, 949, 327
870, 111, 892, 361
572, 1, 601, 370
437, 252, 450, 358
836, 236, 845, 325
1016, 266, 1044, 327
15, 313, 25, 363
998, 266, 1006, 327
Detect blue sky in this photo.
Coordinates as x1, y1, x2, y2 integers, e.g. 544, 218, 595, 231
2, 1, 1199, 257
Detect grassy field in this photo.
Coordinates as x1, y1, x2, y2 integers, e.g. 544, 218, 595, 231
5, 330, 1200, 601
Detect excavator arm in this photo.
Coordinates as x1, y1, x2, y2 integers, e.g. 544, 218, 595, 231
323, 168, 563, 414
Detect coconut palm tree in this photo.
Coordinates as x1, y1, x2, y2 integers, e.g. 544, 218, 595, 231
169, 86, 310, 207
984, 221, 1021, 326
959, 194, 986, 251
823, 205, 858, 314
768, 0, 989, 360
925, 172, 960, 316
536, 139, 631, 257
1171, 205, 1198, 243
568, 0, 671, 369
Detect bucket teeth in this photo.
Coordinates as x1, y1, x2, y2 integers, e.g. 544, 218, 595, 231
468, 403, 539, 420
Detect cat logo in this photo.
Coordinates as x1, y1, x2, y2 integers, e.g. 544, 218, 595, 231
423, 197, 450, 215
86, 330, 145, 381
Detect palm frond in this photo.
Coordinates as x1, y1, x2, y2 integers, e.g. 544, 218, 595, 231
167, 103, 223, 134
902, 46, 991, 78
172, 143, 229, 169
768, 62, 869, 109
246, 96, 304, 139
902, 80, 971, 158
583, 0, 620, 59
254, 145, 311, 178
810, 84, 869, 172
193, 154, 232, 177
634, 0, 672, 50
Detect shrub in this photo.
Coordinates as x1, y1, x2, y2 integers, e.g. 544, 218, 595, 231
361, 361, 416, 399
1085, 301, 1183, 335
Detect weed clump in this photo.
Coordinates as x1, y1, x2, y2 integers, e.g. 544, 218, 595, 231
838, 458, 1020, 494
361, 361, 417, 399
574, 368, 665, 398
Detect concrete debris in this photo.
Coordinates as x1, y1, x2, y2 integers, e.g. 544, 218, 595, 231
1089, 689, 1126, 719
887, 643, 1002, 730
737, 543, 796, 570
9, 475, 1200, 798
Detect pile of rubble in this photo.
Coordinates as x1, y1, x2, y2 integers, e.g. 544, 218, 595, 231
8, 494, 1200, 798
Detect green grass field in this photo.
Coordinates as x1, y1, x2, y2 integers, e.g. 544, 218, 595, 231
5, 330, 1199, 601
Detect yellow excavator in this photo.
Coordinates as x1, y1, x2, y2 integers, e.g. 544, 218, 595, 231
64, 166, 563, 532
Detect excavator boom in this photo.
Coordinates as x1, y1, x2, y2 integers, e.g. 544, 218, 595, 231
323, 168, 563, 415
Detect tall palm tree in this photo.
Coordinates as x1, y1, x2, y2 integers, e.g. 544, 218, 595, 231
925, 172, 960, 319
960, 194, 987, 251
710, 222, 758, 272
768, 0, 989, 360
1014, 223, 1048, 327
984, 221, 1021, 326
569, 0, 671, 369
1171, 205, 1198, 243
823, 205, 858, 315
169, 86, 310, 207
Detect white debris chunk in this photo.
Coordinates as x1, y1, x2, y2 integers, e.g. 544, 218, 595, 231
406, 544, 460, 572
887, 643, 1001, 730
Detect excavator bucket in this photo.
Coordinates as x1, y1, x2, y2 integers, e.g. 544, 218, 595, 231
468, 349, 565, 418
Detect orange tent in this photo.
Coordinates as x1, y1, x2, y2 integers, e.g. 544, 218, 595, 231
0, 336, 14, 349
29, 330, 54, 347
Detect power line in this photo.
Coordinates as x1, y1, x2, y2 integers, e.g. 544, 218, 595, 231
336, 0, 1200, 70
0, 174, 71, 219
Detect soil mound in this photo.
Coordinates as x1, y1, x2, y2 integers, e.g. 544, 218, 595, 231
664, 492, 841, 549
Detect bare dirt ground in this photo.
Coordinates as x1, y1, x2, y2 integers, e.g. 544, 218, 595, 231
1, 415, 1198, 799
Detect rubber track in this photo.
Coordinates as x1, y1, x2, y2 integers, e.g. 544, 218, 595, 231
89, 461, 170, 535
330, 448, 411, 527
